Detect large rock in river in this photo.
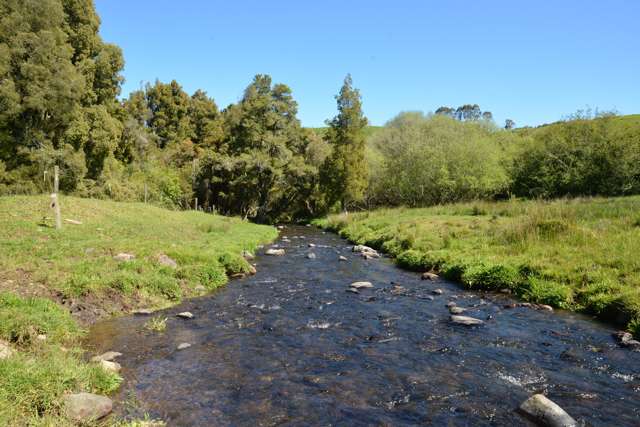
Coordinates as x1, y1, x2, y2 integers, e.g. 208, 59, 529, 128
450, 315, 484, 326
265, 248, 285, 256
64, 393, 113, 422
519, 394, 577, 427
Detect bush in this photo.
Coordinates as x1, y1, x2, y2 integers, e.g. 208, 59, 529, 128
217, 253, 251, 275
461, 264, 520, 291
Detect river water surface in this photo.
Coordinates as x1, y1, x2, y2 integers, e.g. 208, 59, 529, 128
87, 226, 640, 426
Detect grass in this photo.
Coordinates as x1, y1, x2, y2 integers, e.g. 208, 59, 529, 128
314, 196, 640, 337
0, 195, 277, 425
144, 317, 167, 332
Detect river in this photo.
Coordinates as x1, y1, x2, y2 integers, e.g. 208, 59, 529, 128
87, 226, 640, 426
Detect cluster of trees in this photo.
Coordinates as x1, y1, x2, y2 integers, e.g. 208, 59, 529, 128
2, 0, 638, 221
0, 0, 369, 222
364, 112, 640, 208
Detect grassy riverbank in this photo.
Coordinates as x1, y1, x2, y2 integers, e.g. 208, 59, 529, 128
314, 196, 640, 337
0, 196, 276, 425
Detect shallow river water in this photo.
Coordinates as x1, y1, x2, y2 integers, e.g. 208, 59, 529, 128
87, 226, 640, 426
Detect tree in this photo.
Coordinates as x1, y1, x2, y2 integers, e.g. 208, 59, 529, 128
145, 80, 194, 148
435, 106, 455, 118
505, 119, 515, 129
320, 74, 368, 211
482, 111, 493, 121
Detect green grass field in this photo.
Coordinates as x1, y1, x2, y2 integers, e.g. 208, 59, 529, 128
315, 196, 640, 337
0, 195, 276, 425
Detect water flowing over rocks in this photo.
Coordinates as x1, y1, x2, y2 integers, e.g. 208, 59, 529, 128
86, 226, 640, 426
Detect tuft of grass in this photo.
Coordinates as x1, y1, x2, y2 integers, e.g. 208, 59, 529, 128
315, 196, 640, 336
144, 316, 167, 332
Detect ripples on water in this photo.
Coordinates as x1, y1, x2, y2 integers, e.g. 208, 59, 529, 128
87, 226, 640, 426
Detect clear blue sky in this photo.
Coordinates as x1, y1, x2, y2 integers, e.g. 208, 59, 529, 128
95, 0, 640, 128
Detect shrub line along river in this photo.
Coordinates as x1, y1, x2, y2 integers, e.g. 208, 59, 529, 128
87, 226, 640, 426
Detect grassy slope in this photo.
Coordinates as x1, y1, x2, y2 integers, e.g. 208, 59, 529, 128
315, 197, 640, 337
0, 195, 276, 425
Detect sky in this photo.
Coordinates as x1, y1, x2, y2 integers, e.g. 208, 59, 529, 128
95, 0, 640, 128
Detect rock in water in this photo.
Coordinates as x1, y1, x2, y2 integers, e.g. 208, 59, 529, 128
308, 243, 316, 248
176, 311, 194, 319
90, 351, 122, 362
64, 393, 113, 422
450, 315, 484, 326
156, 253, 177, 268
339, 255, 348, 261
449, 306, 466, 314
350, 281, 374, 289
0, 339, 14, 360
352, 245, 380, 258
432, 289, 443, 295
177, 343, 192, 350
422, 272, 439, 281
242, 250, 255, 260
265, 248, 285, 256
307, 253, 316, 259
519, 394, 577, 427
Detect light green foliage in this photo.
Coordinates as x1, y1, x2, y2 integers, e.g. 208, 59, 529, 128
320, 74, 369, 210
366, 112, 514, 206
316, 196, 640, 335
512, 114, 640, 198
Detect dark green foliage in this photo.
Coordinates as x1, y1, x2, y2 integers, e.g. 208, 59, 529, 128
320, 74, 368, 211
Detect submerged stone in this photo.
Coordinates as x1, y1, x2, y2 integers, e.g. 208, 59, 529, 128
176, 311, 194, 319
91, 351, 122, 363
450, 315, 484, 326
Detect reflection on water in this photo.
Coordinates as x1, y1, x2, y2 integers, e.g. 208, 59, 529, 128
87, 227, 640, 426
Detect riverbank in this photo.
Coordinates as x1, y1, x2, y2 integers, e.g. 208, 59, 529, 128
314, 196, 640, 337
0, 195, 276, 425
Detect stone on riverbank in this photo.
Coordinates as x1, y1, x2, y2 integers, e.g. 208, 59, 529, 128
98, 360, 121, 373
156, 253, 177, 268
0, 339, 14, 360
518, 394, 577, 427
265, 248, 285, 256
63, 393, 112, 422
90, 351, 122, 363
242, 250, 255, 260
352, 245, 380, 258
450, 315, 484, 326
114, 253, 135, 261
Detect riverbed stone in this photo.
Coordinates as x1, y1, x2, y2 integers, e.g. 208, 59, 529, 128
339, 255, 348, 261
537, 304, 554, 312
0, 339, 14, 360
265, 248, 285, 256
445, 301, 457, 308
352, 245, 380, 258
176, 311, 194, 319
449, 306, 466, 314
346, 288, 360, 294
519, 394, 577, 427
422, 272, 439, 281
450, 315, 484, 326
177, 343, 192, 350
350, 281, 374, 289
91, 351, 122, 363
308, 243, 316, 248
432, 288, 443, 295
63, 393, 113, 422
307, 253, 316, 259
615, 331, 640, 350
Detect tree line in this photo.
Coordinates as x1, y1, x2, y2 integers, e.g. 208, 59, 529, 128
1, 0, 638, 221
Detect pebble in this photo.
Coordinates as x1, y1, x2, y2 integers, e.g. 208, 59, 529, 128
449, 306, 466, 314
265, 248, 285, 256
307, 253, 316, 259
177, 343, 192, 350
422, 272, 439, 281
308, 243, 316, 248
432, 289, 443, 295
91, 351, 122, 363
339, 255, 348, 261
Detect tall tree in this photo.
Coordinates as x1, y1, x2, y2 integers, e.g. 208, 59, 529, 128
505, 119, 515, 129
320, 74, 368, 211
